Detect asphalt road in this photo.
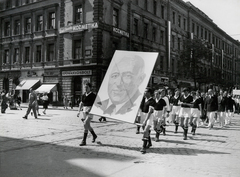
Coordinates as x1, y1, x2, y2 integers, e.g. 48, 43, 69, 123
1, 106, 240, 177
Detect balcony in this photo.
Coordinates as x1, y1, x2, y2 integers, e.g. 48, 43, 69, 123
33, 31, 44, 39
2, 36, 11, 44
12, 35, 22, 42
60, 58, 96, 66
45, 28, 57, 37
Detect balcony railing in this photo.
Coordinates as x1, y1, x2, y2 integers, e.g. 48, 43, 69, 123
0, 58, 97, 70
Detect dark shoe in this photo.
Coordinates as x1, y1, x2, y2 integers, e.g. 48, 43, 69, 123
38, 114, 41, 116
35, 117, 38, 119
79, 141, 86, 146
99, 118, 102, 122
22, 116, 27, 119
31, 112, 33, 116
81, 118, 85, 122
92, 135, 97, 143
136, 130, 140, 134
140, 147, 146, 154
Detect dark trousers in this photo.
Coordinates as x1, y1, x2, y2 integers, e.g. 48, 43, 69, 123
26, 104, 37, 118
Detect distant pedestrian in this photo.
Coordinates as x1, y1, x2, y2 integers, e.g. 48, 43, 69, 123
79, 83, 97, 146
1, 90, 8, 113
22, 88, 38, 119
63, 94, 68, 109
16, 94, 22, 110
42, 92, 49, 114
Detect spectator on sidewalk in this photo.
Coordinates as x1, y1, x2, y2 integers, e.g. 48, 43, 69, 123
23, 88, 38, 119
79, 82, 98, 146
42, 92, 49, 115
16, 93, 22, 110
63, 94, 68, 109
1, 90, 8, 113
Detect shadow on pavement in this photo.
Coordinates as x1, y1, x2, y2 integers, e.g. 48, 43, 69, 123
0, 136, 137, 177
98, 143, 230, 156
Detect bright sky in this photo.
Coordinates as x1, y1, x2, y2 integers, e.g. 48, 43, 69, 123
183, 0, 240, 41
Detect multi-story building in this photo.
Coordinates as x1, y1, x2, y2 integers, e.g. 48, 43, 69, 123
0, 0, 239, 104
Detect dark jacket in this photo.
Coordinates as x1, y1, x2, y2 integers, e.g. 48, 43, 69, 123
204, 95, 218, 112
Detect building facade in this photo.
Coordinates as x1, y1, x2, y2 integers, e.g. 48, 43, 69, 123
0, 0, 239, 104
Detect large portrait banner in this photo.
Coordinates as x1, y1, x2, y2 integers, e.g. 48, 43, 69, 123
90, 50, 158, 124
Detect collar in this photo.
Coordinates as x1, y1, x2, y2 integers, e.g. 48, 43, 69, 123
85, 91, 92, 96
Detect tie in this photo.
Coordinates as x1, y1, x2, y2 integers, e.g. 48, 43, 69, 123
104, 104, 116, 115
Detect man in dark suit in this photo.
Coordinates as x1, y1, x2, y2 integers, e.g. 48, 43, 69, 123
204, 89, 218, 129
95, 55, 146, 116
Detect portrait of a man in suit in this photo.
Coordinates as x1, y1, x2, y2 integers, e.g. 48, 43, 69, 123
95, 55, 146, 115
90, 50, 158, 123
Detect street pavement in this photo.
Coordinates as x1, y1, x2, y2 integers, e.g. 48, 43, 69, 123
0, 105, 240, 177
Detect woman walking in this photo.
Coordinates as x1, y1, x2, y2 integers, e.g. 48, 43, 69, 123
42, 92, 49, 114
79, 83, 98, 146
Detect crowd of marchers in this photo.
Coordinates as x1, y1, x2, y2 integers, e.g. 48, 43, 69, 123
136, 87, 239, 154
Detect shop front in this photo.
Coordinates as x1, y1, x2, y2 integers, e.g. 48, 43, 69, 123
61, 69, 95, 107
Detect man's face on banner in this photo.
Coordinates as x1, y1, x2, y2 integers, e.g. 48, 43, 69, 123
108, 56, 145, 105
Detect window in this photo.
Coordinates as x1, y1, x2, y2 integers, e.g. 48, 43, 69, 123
178, 38, 181, 50
25, 47, 30, 63
133, 18, 138, 35
161, 5, 164, 19
49, 12, 55, 29
160, 56, 164, 70
178, 15, 181, 27
6, 0, 11, 9
4, 50, 9, 64
75, 5, 83, 24
192, 23, 195, 34
144, 0, 148, 10
74, 40, 82, 62
160, 30, 164, 44
172, 12, 175, 24
15, 0, 20, 7
47, 44, 54, 61
26, 0, 29, 4
197, 26, 199, 37
201, 28, 203, 38
14, 48, 19, 63
5, 22, 10, 36
172, 35, 175, 48
113, 8, 119, 27
36, 15, 43, 31
153, 0, 157, 15
36, 45, 42, 62
143, 22, 148, 38
152, 27, 156, 42
25, 17, 31, 33
14, 20, 20, 35
183, 18, 186, 30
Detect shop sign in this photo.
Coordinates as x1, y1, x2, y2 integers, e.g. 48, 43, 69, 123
113, 27, 129, 38
62, 70, 92, 76
59, 22, 98, 34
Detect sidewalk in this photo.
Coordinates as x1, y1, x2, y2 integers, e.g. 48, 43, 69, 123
21, 102, 79, 111
1, 108, 240, 177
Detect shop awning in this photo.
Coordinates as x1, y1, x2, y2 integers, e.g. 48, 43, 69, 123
15, 79, 40, 90
35, 84, 57, 93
